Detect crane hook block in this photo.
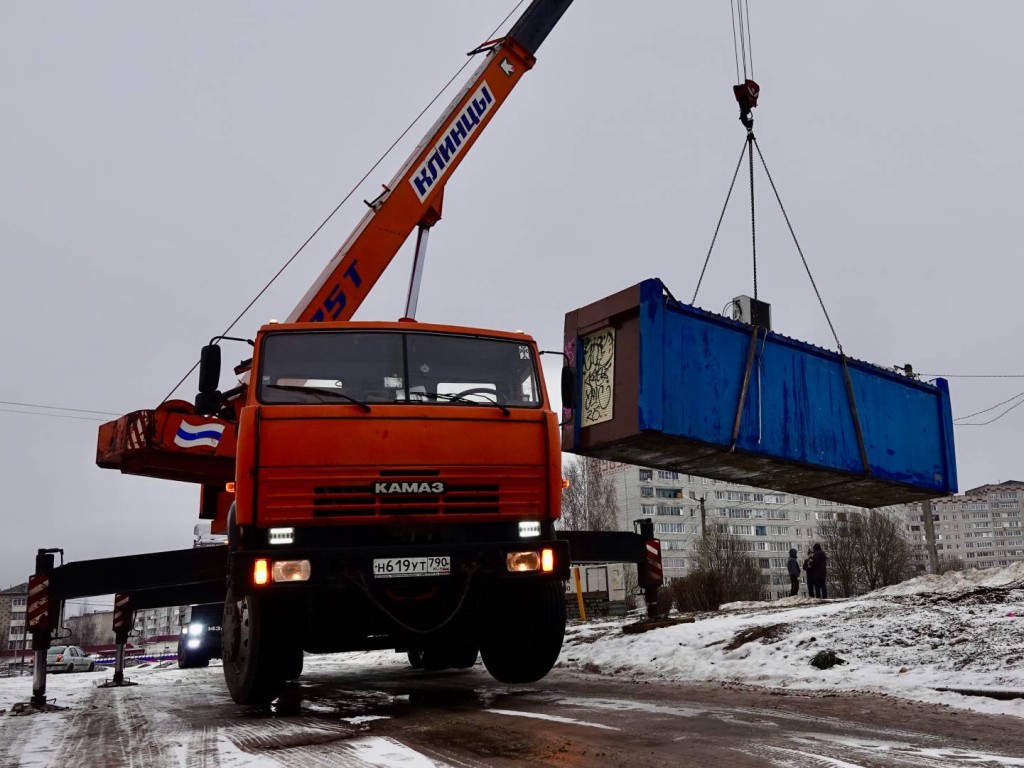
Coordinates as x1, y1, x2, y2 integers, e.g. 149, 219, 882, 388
733, 79, 760, 130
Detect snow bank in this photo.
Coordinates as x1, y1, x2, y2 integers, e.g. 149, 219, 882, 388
559, 563, 1024, 718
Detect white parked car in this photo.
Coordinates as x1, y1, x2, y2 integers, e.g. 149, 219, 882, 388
46, 645, 95, 673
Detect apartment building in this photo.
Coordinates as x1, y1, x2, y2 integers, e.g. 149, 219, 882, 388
0, 583, 28, 652
135, 605, 188, 640
594, 460, 905, 599
905, 481, 1024, 570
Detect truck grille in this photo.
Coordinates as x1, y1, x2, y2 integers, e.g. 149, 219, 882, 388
259, 468, 544, 522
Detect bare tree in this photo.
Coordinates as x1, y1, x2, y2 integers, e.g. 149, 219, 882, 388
817, 508, 916, 594
672, 526, 763, 610
853, 509, 915, 590
817, 514, 861, 597
559, 456, 618, 531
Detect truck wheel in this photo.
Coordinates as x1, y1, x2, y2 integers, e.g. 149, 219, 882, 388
407, 648, 424, 669
479, 580, 565, 684
177, 644, 192, 669
222, 585, 291, 705
446, 640, 479, 669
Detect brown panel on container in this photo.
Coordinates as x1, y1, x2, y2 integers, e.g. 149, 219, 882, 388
562, 284, 643, 453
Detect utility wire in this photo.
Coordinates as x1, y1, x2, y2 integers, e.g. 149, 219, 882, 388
954, 390, 1024, 422
0, 400, 120, 416
161, 0, 529, 404
0, 407, 106, 422
919, 373, 1024, 379
955, 397, 1024, 427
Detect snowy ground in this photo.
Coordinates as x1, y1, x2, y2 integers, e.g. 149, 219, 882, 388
0, 563, 1020, 766
560, 561, 1024, 719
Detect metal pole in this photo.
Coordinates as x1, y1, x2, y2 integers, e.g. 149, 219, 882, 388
921, 499, 939, 573
404, 225, 431, 319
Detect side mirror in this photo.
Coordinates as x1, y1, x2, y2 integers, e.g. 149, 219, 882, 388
560, 366, 577, 411
195, 344, 222, 414
198, 344, 222, 394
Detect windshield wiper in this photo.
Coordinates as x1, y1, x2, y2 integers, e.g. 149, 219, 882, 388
265, 384, 371, 413
432, 393, 511, 416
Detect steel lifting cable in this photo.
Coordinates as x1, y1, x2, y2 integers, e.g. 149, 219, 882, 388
751, 137, 845, 354
731, 0, 754, 83
695, 0, 761, 306
748, 133, 757, 299
161, 0, 529, 403
690, 139, 749, 305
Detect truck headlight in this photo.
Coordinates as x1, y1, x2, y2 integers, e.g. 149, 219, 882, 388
186, 638, 201, 649
272, 560, 311, 582
506, 551, 541, 572
506, 548, 555, 573
188, 623, 203, 636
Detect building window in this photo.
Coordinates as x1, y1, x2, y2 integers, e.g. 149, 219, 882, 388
641, 487, 653, 497
639, 469, 652, 481
657, 470, 679, 480
755, 526, 767, 536
655, 488, 683, 499
641, 504, 657, 516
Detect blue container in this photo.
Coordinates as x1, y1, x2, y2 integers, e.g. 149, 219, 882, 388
562, 279, 957, 507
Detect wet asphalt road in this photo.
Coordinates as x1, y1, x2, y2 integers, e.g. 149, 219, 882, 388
6, 660, 1024, 767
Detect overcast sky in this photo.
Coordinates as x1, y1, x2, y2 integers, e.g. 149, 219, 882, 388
2, 1, 1022, 589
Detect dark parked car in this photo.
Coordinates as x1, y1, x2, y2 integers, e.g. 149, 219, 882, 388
177, 603, 224, 669
47, 645, 95, 673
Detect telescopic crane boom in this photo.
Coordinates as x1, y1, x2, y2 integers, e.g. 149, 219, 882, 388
290, 0, 574, 324
97, 0, 575, 489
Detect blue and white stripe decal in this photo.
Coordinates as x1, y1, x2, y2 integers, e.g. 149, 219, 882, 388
174, 420, 225, 449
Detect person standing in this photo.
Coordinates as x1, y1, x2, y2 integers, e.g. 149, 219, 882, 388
786, 548, 801, 597
810, 542, 828, 599
802, 549, 814, 597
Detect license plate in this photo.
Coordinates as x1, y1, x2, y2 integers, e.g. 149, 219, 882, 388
372, 556, 451, 579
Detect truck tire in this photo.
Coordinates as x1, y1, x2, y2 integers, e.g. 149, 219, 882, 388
222, 585, 292, 705
479, 580, 565, 684
446, 640, 479, 670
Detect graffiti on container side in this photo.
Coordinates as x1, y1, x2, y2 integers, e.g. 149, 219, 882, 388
582, 328, 615, 427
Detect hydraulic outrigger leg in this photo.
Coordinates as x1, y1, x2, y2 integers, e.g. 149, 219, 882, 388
99, 593, 138, 688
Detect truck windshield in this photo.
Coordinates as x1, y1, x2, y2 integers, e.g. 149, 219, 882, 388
257, 331, 542, 408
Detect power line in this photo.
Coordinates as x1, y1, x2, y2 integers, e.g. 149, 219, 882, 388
0, 400, 119, 416
954, 397, 1024, 427
0, 407, 106, 422
953, 390, 1024, 422
919, 373, 1024, 379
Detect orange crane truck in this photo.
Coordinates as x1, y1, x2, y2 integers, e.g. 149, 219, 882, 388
24, 0, 663, 708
